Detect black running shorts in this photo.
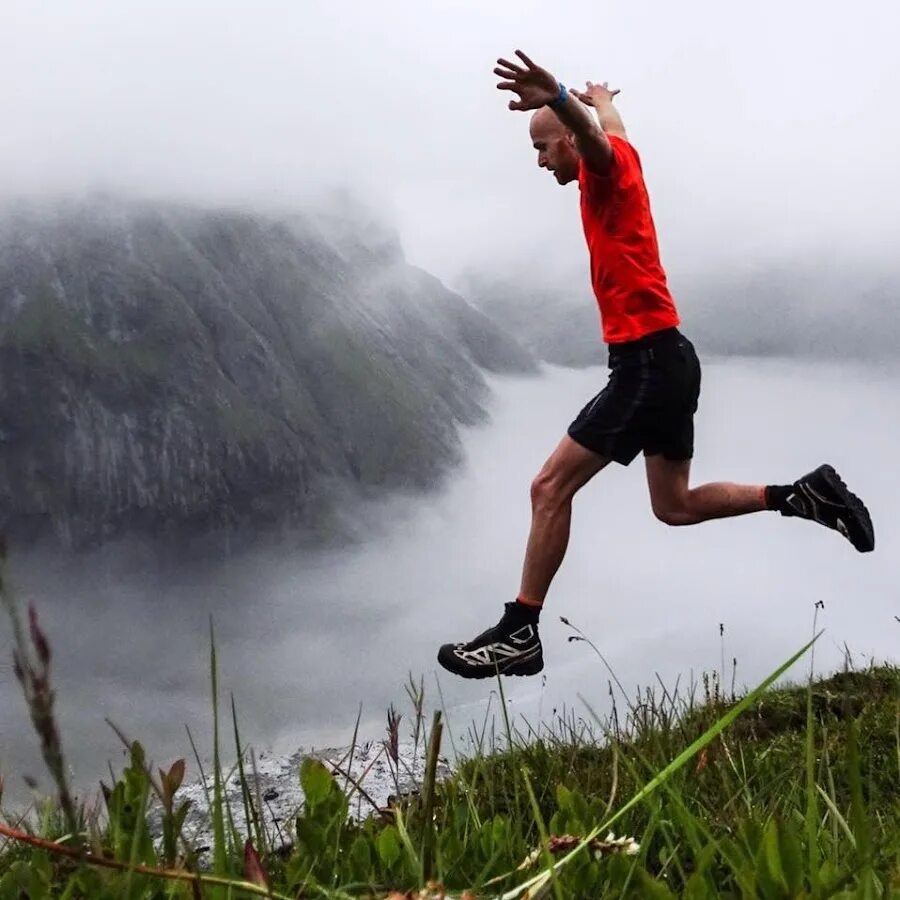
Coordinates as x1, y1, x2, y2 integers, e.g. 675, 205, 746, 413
568, 328, 701, 466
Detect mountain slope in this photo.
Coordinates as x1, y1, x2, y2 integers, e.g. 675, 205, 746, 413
0, 196, 536, 550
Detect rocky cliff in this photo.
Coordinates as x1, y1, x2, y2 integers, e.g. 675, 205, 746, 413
0, 196, 535, 551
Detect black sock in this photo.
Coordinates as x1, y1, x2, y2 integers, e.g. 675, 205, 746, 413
765, 484, 794, 513
508, 598, 541, 625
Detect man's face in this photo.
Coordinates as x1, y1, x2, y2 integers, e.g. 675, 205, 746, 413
529, 110, 579, 185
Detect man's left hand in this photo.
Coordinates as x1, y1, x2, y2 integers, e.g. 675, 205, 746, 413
494, 51, 560, 111
571, 81, 621, 107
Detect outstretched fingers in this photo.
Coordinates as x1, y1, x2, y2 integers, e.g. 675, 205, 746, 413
514, 49, 536, 69
494, 68, 520, 83
496, 57, 525, 77
495, 57, 525, 99
496, 50, 537, 75
494, 49, 556, 111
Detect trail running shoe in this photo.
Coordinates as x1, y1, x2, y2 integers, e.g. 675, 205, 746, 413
437, 603, 544, 679
783, 464, 874, 552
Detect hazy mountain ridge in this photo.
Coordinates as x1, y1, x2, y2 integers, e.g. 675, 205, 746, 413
460, 271, 603, 369
462, 259, 900, 366
0, 196, 536, 551
685, 260, 900, 358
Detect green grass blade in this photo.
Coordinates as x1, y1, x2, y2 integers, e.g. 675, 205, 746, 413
185, 722, 214, 827
499, 632, 820, 900
494, 668, 524, 828
393, 806, 421, 878
209, 616, 229, 880
231, 693, 264, 855
846, 715, 873, 895
521, 767, 563, 900
805, 668, 821, 893
816, 783, 855, 849
894, 681, 900, 783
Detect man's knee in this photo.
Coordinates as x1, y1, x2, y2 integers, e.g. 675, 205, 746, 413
531, 437, 606, 512
652, 501, 690, 527
531, 469, 569, 512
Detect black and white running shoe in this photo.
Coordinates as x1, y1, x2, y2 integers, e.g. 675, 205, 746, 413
783, 464, 874, 552
437, 603, 544, 679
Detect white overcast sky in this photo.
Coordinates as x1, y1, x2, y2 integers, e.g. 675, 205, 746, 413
1, 0, 898, 283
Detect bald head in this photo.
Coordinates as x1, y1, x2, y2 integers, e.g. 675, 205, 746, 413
529, 108, 579, 186
529, 107, 568, 140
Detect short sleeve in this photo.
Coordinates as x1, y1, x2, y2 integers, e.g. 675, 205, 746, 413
578, 135, 641, 198
607, 134, 641, 172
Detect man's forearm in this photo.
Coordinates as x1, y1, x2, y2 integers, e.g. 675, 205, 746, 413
550, 89, 599, 137
592, 100, 627, 138
549, 90, 612, 171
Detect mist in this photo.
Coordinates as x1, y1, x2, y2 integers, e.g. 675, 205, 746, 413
1, 0, 899, 807
2, 0, 898, 285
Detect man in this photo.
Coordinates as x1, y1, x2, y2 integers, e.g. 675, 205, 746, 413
436, 50, 875, 680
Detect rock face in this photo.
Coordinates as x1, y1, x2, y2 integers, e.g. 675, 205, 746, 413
0, 196, 535, 551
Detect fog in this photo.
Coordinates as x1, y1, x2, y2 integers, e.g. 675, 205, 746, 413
2, 0, 899, 285
2, 359, 898, 803
1, 0, 898, 806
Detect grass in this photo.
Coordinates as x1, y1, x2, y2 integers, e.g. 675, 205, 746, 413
2, 560, 899, 898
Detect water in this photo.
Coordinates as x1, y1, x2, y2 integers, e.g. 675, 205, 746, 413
1, 356, 898, 806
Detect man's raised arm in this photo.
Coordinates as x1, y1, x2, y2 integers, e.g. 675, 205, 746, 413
494, 50, 613, 175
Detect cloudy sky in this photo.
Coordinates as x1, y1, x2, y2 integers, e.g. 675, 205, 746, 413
2, 0, 898, 283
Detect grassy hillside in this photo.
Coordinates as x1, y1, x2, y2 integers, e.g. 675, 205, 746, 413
1, 587, 898, 898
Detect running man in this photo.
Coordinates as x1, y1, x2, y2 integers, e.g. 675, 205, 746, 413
437, 50, 875, 680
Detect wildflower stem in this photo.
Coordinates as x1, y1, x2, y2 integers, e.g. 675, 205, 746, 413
0, 821, 294, 899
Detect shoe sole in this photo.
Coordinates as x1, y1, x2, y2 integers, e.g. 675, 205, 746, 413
437, 646, 544, 680
821, 465, 875, 553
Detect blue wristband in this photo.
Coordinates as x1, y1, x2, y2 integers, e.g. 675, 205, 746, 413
548, 82, 568, 109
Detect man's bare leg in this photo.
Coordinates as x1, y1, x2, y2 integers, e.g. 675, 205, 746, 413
437, 436, 606, 680
645, 455, 874, 550
518, 436, 609, 602
644, 455, 766, 526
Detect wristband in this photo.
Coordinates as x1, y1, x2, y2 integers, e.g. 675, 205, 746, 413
548, 82, 568, 109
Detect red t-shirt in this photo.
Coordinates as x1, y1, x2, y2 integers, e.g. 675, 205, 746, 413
578, 135, 680, 344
